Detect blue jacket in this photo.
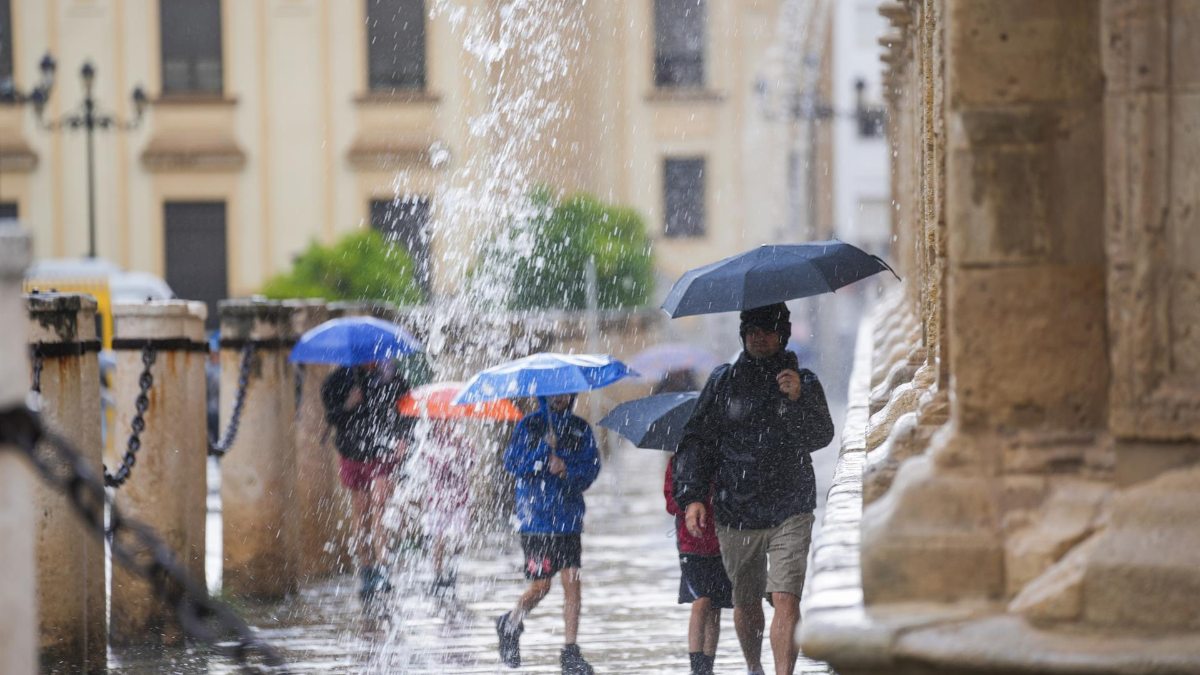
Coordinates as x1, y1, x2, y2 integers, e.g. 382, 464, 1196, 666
504, 407, 601, 534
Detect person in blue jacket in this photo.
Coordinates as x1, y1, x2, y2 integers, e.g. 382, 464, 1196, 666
496, 393, 601, 675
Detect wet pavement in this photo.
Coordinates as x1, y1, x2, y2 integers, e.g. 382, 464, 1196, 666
111, 427, 839, 674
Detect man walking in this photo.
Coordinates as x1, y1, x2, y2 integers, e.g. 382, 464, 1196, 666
496, 394, 601, 674
673, 303, 834, 675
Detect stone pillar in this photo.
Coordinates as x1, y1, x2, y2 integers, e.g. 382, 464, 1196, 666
219, 300, 299, 599
27, 293, 105, 671
108, 301, 208, 646
287, 300, 350, 580
862, 0, 1109, 604
0, 230, 36, 675
183, 302, 209, 585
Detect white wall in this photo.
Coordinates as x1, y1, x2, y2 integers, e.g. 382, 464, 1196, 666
832, 0, 889, 254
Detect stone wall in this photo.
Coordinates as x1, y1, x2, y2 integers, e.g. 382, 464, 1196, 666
802, 1, 1200, 672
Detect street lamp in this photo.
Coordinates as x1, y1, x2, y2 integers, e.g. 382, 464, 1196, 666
14, 53, 147, 259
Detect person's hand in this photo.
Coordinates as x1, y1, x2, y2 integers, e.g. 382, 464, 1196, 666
344, 386, 364, 410
548, 451, 567, 477
685, 502, 707, 538
543, 431, 558, 450
777, 369, 802, 401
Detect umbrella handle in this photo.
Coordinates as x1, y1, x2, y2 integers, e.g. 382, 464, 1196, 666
871, 254, 902, 281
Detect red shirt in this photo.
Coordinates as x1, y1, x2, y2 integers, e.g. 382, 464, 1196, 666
664, 460, 720, 556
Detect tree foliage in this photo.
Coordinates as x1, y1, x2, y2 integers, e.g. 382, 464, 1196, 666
261, 230, 424, 304
506, 190, 654, 310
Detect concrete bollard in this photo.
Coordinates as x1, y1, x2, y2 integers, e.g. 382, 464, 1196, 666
219, 299, 299, 599
183, 302, 210, 585
108, 301, 209, 646
26, 292, 106, 671
0, 230, 37, 675
288, 301, 351, 580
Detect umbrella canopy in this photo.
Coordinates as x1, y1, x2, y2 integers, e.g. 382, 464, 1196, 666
661, 241, 898, 318
453, 352, 636, 405
598, 391, 700, 452
627, 342, 721, 382
397, 381, 524, 421
289, 316, 421, 366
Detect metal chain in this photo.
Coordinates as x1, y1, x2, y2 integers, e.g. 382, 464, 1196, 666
30, 348, 44, 394
0, 404, 288, 672
209, 344, 254, 458
105, 345, 156, 488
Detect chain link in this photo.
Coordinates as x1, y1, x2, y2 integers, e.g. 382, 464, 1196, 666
209, 344, 255, 457
105, 345, 156, 488
0, 404, 287, 672
28, 348, 45, 412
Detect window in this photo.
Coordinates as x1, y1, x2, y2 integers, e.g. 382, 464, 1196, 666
0, 0, 13, 92
663, 158, 705, 238
164, 202, 227, 330
367, 0, 426, 91
371, 197, 431, 295
654, 0, 705, 88
0, 202, 17, 221
159, 0, 223, 95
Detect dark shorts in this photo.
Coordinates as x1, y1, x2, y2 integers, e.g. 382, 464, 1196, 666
678, 554, 734, 608
520, 534, 582, 580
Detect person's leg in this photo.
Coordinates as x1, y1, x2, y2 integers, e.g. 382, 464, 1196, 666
350, 488, 371, 568
719, 527, 770, 674
703, 605, 721, 657
769, 592, 800, 675
368, 473, 395, 567
561, 566, 582, 645
734, 602, 765, 672
511, 577, 552, 625
763, 513, 815, 675
688, 596, 711, 653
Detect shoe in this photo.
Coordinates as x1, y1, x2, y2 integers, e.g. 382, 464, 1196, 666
496, 612, 523, 668
689, 651, 714, 675
430, 573, 457, 597
560, 644, 594, 675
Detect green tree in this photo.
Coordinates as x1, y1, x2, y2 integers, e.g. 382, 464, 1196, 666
261, 230, 424, 304
506, 190, 654, 310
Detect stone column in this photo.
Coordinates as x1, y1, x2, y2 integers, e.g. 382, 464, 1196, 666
108, 301, 208, 646
183, 302, 210, 585
27, 293, 105, 671
288, 300, 349, 580
862, 0, 1109, 604
0, 230, 36, 675
219, 300, 299, 599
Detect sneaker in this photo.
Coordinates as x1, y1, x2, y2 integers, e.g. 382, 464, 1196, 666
358, 566, 393, 602
496, 612, 523, 668
430, 573, 457, 597
560, 644, 594, 675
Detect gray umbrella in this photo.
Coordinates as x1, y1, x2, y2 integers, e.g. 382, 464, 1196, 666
598, 392, 699, 452
661, 241, 899, 318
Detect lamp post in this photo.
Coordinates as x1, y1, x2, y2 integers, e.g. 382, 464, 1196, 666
10, 53, 147, 259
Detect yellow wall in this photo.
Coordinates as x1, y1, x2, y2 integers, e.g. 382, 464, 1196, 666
1, 0, 792, 298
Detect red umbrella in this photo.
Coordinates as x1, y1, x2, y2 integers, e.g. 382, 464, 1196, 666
397, 381, 524, 421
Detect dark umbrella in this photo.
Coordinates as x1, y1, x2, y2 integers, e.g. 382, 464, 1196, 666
598, 392, 699, 452
661, 241, 899, 318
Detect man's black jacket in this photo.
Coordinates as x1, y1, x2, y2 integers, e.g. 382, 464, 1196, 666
672, 349, 834, 530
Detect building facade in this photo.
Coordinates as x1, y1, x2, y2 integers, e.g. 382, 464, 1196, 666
0, 0, 806, 324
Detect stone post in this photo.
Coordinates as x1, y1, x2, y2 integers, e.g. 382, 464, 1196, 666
219, 300, 299, 599
27, 292, 105, 671
0, 230, 36, 675
108, 301, 208, 646
183, 302, 209, 584
287, 300, 350, 580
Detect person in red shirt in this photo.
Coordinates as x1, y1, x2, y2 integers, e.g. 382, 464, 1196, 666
665, 454, 732, 675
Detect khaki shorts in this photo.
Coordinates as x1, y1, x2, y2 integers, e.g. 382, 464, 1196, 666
717, 512, 815, 606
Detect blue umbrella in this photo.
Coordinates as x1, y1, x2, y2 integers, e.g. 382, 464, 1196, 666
452, 352, 636, 405
289, 316, 422, 366
598, 391, 699, 452
661, 241, 899, 318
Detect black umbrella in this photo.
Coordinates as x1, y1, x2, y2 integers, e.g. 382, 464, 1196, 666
598, 392, 699, 452
661, 241, 899, 318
